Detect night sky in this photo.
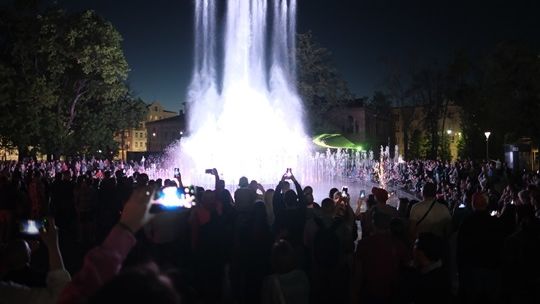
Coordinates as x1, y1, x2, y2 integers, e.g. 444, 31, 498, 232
8, 0, 540, 111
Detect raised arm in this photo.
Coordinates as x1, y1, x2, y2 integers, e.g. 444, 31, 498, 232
0, 218, 71, 304
273, 178, 285, 215
290, 173, 306, 209
41, 218, 65, 272
59, 187, 153, 304
212, 168, 224, 194
175, 171, 184, 189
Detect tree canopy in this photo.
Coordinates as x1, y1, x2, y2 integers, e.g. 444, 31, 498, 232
383, 42, 540, 160
296, 31, 351, 135
0, 5, 145, 158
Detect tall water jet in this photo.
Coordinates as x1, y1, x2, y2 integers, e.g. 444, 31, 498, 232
174, 0, 309, 185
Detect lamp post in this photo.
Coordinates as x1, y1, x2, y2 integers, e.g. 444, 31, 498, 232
484, 131, 491, 160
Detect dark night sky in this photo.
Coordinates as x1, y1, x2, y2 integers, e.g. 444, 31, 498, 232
7, 0, 540, 111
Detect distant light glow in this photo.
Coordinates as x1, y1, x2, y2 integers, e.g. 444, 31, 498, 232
313, 134, 364, 150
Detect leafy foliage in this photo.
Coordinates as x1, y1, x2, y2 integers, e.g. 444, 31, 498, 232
455, 42, 540, 159
0, 5, 144, 158
296, 31, 351, 134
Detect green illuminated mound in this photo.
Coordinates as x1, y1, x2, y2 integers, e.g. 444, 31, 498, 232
312, 134, 364, 150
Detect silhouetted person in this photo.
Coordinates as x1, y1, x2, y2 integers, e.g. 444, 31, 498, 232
261, 240, 309, 304
457, 192, 503, 304
410, 233, 451, 304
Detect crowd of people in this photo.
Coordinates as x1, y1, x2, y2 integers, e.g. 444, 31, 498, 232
0, 157, 539, 304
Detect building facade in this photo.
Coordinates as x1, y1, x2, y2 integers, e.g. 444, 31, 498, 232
327, 99, 394, 151
116, 101, 178, 160
393, 102, 462, 160
146, 113, 186, 153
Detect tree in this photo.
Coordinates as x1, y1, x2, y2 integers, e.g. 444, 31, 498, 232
66, 93, 147, 156
383, 59, 418, 159
455, 42, 540, 159
408, 129, 423, 159
296, 31, 351, 134
0, 5, 135, 158
369, 90, 392, 115
409, 64, 447, 159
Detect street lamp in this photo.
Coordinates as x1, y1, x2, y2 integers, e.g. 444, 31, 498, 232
484, 131, 491, 160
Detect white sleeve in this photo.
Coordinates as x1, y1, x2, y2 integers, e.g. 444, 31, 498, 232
0, 269, 71, 304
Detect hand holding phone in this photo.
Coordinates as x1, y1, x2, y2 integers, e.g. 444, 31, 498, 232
341, 186, 349, 197
360, 190, 366, 199
174, 168, 181, 178
20, 219, 45, 236
39, 217, 58, 248
120, 186, 155, 232
285, 168, 292, 178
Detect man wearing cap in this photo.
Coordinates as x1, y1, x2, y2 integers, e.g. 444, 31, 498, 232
362, 187, 399, 238
371, 187, 399, 219
409, 182, 451, 239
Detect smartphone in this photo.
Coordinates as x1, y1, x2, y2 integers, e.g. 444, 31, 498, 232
205, 169, 213, 174
490, 210, 498, 217
360, 190, 366, 198
458, 203, 466, 208
341, 186, 349, 197
173, 168, 180, 178
20, 219, 47, 235
150, 186, 194, 213
285, 168, 292, 178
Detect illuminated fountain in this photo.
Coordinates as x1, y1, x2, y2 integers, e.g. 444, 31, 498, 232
167, 0, 308, 186
160, 0, 406, 200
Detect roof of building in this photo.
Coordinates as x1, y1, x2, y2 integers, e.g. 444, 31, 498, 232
145, 114, 185, 126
